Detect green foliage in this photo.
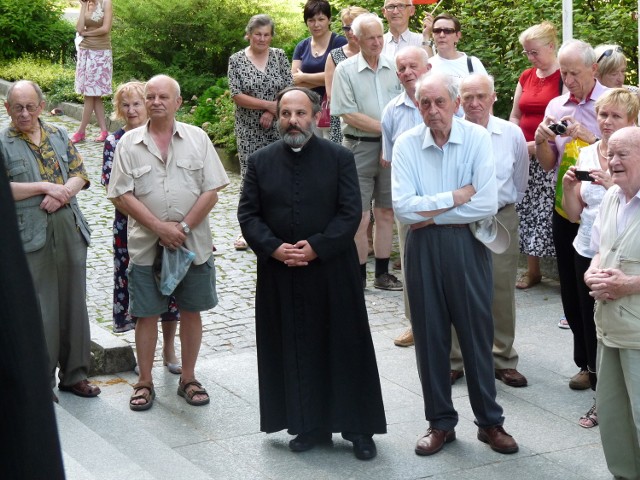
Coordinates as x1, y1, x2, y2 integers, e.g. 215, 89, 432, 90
0, 55, 75, 92
192, 78, 229, 125
0, 55, 97, 107
0, 0, 76, 60
111, 0, 306, 99
187, 78, 237, 156
202, 91, 237, 157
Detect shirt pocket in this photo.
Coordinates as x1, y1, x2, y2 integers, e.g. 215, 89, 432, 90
619, 256, 640, 276
7, 159, 30, 182
176, 156, 204, 194
131, 165, 153, 197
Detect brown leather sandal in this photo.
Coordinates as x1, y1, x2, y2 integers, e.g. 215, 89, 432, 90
129, 382, 155, 411
177, 378, 210, 406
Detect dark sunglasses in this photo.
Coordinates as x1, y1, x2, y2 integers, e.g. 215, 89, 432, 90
597, 46, 623, 63
432, 27, 457, 35
342, 25, 351, 32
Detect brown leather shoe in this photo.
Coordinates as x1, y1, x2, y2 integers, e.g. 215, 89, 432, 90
569, 369, 590, 390
394, 328, 414, 347
450, 369, 464, 385
477, 425, 519, 454
415, 428, 456, 456
495, 368, 528, 387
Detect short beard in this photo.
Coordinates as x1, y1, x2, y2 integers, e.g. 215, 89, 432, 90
277, 120, 316, 148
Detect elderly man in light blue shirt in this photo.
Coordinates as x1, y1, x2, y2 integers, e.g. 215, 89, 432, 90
450, 73, 530, 388
381, 46, 430, 348
392, 71, 519, 457
332, 13, 403, 291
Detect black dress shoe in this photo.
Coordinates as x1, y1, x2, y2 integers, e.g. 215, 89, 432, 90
289, 431, 332, 452
350, 435, 377, 460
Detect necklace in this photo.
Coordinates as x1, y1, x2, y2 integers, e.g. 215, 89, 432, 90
598, 141, 607, 159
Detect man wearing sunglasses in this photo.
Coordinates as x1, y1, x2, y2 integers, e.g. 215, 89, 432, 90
381, 0, 434, 59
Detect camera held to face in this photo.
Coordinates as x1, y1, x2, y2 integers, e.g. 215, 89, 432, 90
548, 120, 568, 135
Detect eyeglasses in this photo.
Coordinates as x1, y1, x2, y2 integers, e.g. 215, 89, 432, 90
522, 49, 541, 57
342, 25, 351, 32
10, 104, 39, 114
597, 46, 623, 63
432, 27, 457, 35
384, 4, 410, 11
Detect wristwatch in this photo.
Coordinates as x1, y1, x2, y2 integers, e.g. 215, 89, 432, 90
422, 40, 433, 47
180, 221, 191, 234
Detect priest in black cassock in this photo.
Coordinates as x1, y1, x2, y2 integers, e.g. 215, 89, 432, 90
237, 87, 387, 461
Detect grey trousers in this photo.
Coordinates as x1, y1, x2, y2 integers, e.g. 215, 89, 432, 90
451, 204, 520, 370
596, 341, 640, 479
406, 224, 504, 431
26, 206, 91, 388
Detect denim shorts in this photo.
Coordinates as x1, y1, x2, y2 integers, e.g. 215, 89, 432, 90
128, 255, 218, 317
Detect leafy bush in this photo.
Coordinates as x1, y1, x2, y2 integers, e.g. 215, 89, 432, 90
192, 78, 229, 125
0, 55, 105, 109
188, 78, 237, 157
0, 55, 75, 93
0, 0, 76, 60
111, 0, 306, 99
202, 91, 237, 158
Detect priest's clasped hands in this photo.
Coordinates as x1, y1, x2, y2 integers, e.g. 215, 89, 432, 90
273, 240, 318, 267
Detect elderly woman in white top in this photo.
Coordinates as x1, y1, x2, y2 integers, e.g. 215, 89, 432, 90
561, 88, 639, 429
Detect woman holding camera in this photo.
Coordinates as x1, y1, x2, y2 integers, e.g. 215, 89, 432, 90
561, 88, 639, 429
510, 22, 563, 293
71, 0, 112, 144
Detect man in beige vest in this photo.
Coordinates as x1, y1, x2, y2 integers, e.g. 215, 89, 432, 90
585, 126, 640, 479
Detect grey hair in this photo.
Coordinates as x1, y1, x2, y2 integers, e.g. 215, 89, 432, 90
460, 73, 495, 94
559, 39, 596, 67
415, 72, 459, 102
6, 80, 45, 104
146, 74, 181, 98
245, 14, 275, 37
351, 13, 383, 39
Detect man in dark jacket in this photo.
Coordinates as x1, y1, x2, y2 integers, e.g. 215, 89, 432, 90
238, 86, 386, 461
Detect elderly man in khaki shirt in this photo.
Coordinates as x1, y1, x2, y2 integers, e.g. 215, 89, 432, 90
108, 74, 229, 411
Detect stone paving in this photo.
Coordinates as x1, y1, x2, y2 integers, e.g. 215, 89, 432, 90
0, 100, 407, 363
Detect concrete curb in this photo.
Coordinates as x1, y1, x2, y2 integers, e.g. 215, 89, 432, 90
89, 323, 136, 376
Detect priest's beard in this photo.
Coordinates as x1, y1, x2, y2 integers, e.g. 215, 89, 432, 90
278, 121, 316, 148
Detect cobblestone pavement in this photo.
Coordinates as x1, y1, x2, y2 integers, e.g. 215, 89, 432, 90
0, 103, 407, 362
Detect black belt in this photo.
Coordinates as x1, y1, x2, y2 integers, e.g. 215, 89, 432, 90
410, 221, 467, 231
344, 134, 381, 142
